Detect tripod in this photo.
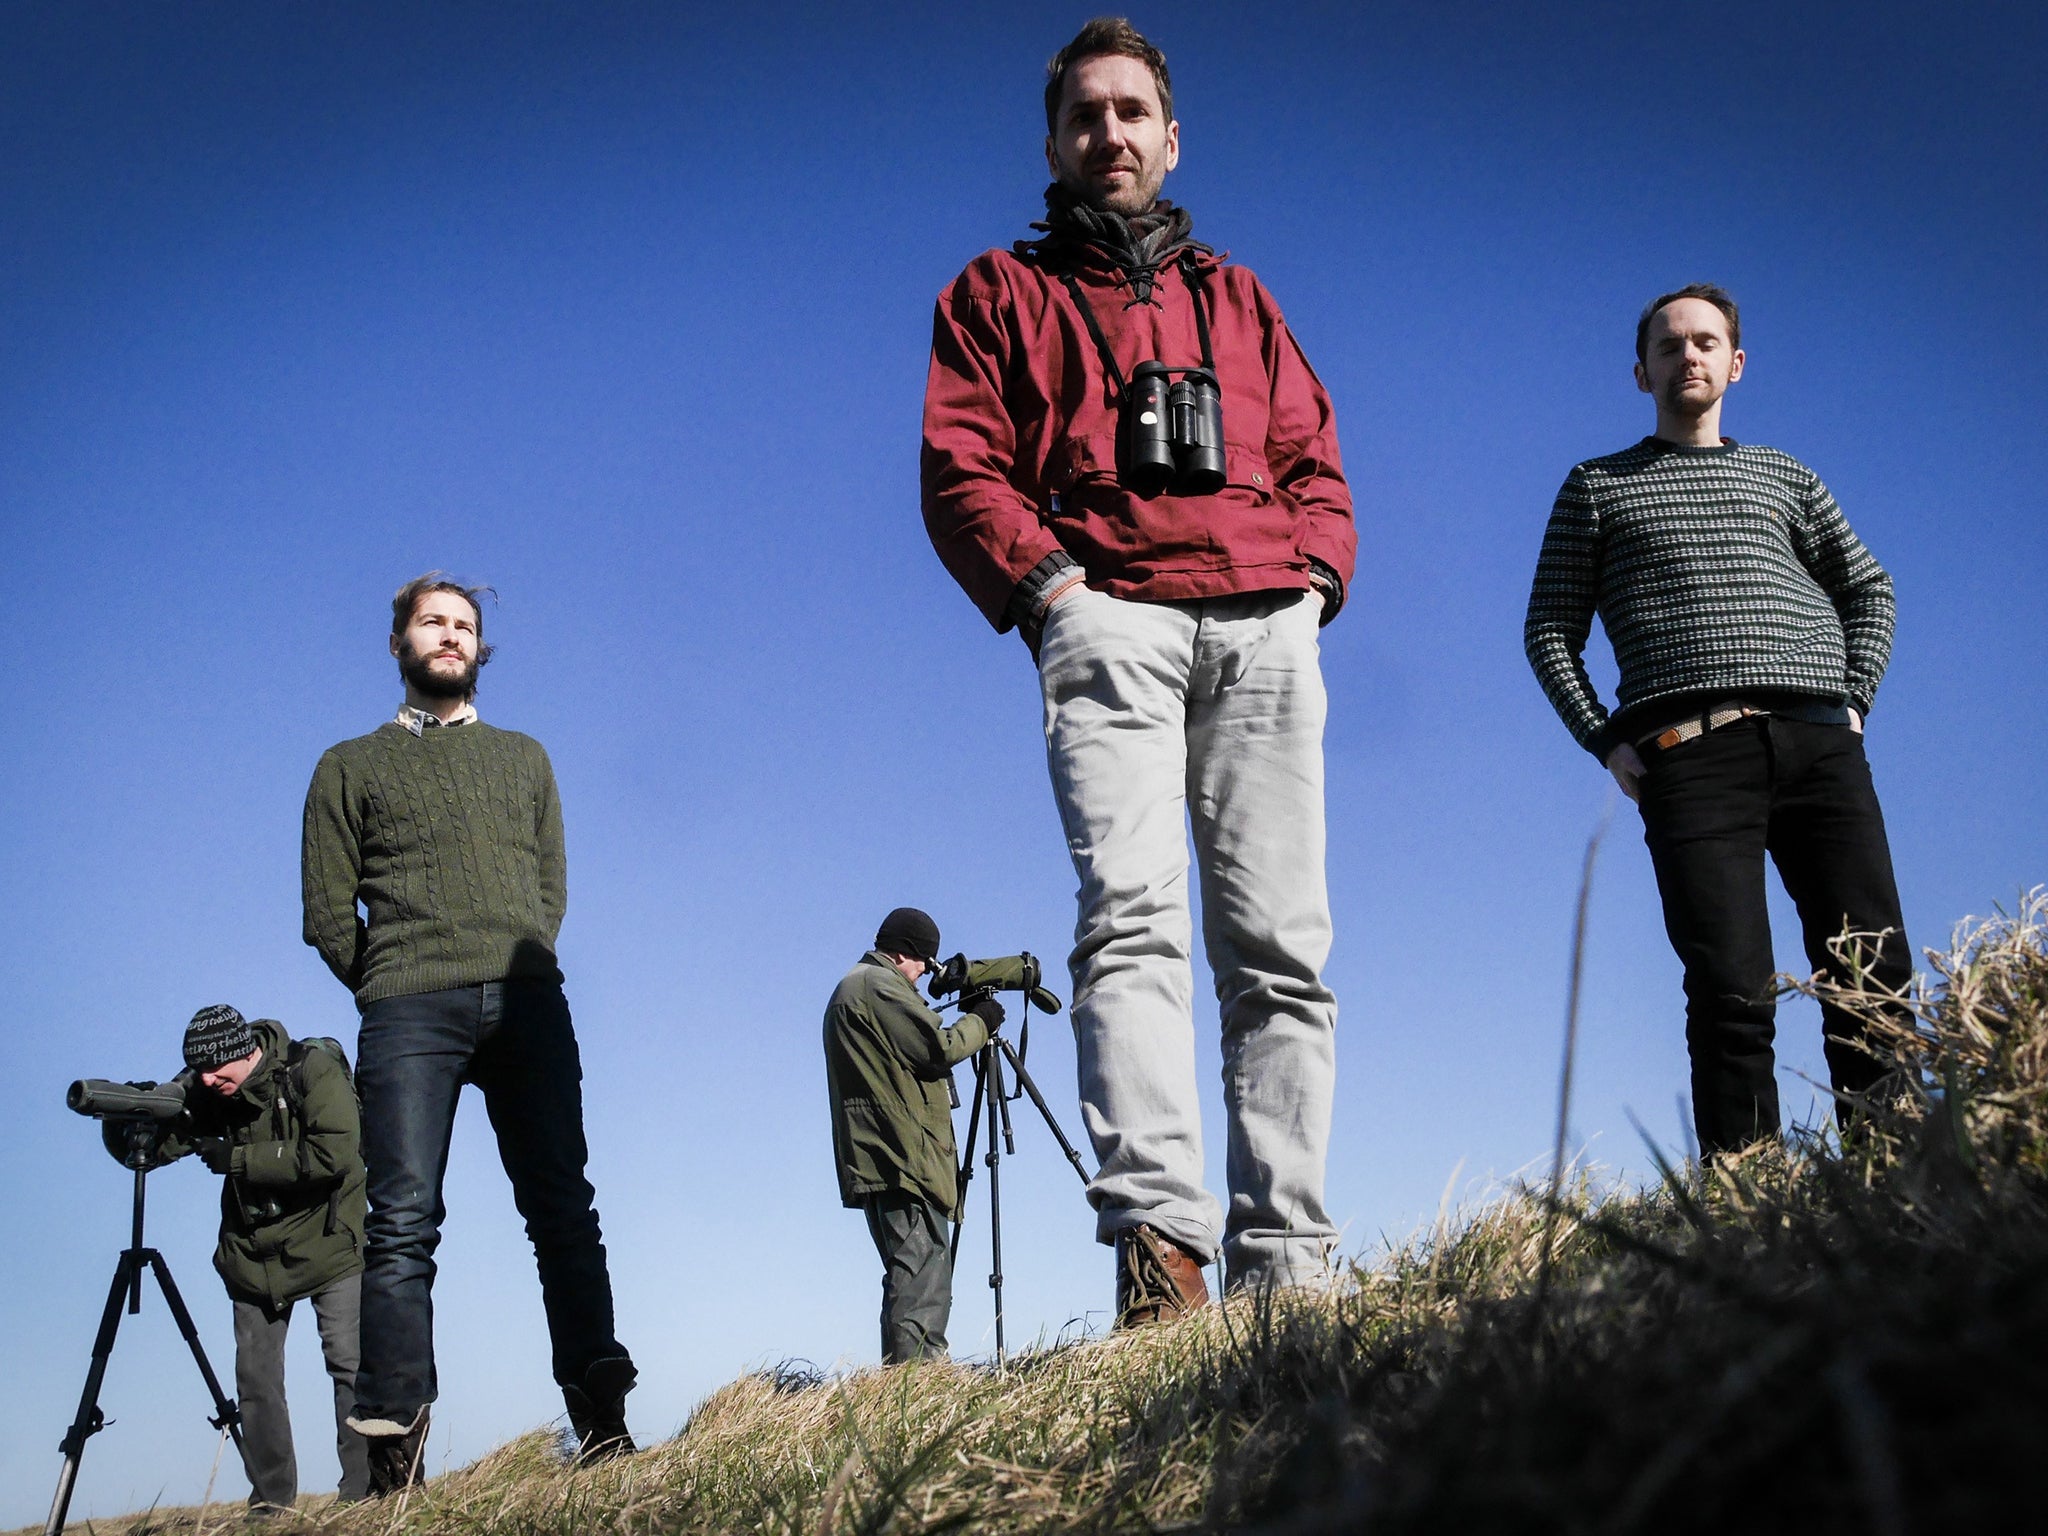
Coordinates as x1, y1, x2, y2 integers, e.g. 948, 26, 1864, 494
950, 1029, 1092, 1366
46, 1126, 246, 1536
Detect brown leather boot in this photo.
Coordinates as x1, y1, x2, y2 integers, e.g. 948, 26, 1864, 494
1115, 1225, 1210, 1328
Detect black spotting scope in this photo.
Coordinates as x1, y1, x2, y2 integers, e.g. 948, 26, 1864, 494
68, 1079, 189, 1120
927, 953, 1063, 1016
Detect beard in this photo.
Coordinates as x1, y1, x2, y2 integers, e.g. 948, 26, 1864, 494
1062, 159, 1165, 217
1660, 374, 1724, 417
397, 639, 480, 701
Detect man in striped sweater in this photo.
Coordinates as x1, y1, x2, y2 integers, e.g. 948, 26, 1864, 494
302, 574, 636, 1491
1524, 284, 1911, 1160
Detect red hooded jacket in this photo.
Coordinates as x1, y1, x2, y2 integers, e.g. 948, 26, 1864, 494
921, 244, 1355, 631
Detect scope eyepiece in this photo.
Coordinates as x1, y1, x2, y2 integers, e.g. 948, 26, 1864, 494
927, 953, 970, 1000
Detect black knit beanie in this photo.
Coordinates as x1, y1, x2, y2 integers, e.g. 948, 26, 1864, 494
875, 907, 941, 964
184, 1004, 257, 1071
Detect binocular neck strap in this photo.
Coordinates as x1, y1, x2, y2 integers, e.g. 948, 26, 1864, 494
1061, 257, 1218, 402
1182, 255, 1218, 374
1062, 272, 1128, 398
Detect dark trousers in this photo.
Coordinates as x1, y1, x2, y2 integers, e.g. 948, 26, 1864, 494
1638, 716, 1910, 1157
864, 1190, 953, 1364
232, 1270, 369, 1509
354, 979, 627, 1419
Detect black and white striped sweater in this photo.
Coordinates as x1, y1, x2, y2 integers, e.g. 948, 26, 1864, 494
1523, 438, 1894, 760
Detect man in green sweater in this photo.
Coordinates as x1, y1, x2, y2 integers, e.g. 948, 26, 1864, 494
824, 908, 1004, 1363
301, 574, 635, 1493
1524, 284, 1911, 1160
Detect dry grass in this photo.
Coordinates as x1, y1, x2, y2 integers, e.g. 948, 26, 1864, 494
36, 891, 2048, 1535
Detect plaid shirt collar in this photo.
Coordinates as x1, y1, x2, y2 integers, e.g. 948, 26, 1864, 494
395, 701, 478, 736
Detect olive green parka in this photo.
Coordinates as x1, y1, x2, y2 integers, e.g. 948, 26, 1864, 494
157, 1019, 367, 1311
824, 951, 990, 1216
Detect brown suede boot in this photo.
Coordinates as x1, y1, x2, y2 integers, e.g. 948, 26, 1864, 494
1115, 1225, 1210, 1328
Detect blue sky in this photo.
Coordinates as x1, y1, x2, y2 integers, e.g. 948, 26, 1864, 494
3, 1, 2043, 1521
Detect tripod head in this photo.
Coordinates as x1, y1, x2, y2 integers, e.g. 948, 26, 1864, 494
69, 1078, 189, 1172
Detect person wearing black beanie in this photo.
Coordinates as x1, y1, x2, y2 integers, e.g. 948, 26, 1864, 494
874, 907, 942, 965
824, 910, 1003, 1363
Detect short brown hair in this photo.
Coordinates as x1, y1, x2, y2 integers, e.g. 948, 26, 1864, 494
1636, 283, 1741, 364
1044, 17, 1173, 132
390, 572, 496, 667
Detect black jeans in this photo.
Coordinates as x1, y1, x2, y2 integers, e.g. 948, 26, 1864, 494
354, 979, 627, 1419
1638, 716, 1910, 1157
863, 1189, 953, 1364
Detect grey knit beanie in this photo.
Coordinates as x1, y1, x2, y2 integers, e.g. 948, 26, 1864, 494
184, 1004, 257, 1071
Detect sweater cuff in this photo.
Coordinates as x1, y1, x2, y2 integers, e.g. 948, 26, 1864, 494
1305, 557, 1345, 624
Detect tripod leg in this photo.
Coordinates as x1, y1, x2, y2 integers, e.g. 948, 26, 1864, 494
996, 1035, 1095, 1185
950, 1055, 988, 1265
984, 1042, 1007, 1365
147, 1252, 248, 1462
45, 1251, 143, 1536
995, 1054, 1018, 1155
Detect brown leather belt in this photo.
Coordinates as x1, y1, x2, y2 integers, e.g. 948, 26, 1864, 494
1638, 704, 1766, 753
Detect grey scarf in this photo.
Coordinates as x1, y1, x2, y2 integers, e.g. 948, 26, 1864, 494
1021, 182, 1211, 305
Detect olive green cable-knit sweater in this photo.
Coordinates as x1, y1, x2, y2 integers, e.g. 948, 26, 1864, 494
301, 721, 566, 1004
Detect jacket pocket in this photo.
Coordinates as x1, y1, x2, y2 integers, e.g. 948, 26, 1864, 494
1051, 432, 1120, 493
1222, 442, 1277, 502
843, 1098, 915, 1165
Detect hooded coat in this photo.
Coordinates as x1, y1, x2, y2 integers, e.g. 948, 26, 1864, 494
824, 952, 990, 1215
157, 1018, 367, 1310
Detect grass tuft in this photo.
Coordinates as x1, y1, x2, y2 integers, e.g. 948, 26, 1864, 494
33, 890, 2047, 1534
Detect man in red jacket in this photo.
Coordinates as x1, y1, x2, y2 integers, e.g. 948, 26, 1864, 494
921, 18, 1356, 1325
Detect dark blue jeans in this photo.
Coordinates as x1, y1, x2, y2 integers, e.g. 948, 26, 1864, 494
1638, 716, 1910, 1157
353, 979, 626, 1419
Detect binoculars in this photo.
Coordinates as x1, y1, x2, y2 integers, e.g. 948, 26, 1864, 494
1122, 363, 1225, 498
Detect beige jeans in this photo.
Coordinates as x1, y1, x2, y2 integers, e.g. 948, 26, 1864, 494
1037, 585, 1337, 1288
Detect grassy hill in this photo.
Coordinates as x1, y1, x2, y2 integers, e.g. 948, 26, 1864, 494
42, 891, 2046, 1534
